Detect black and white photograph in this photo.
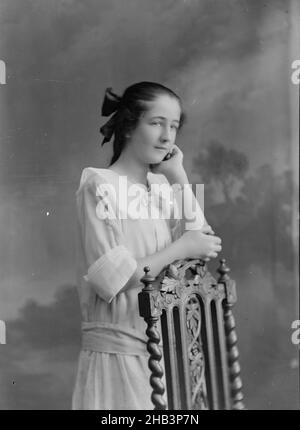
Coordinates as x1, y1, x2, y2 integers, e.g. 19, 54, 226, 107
0, 0, 299, 411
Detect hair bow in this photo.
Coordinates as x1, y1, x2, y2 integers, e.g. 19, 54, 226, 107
99, 87, 122, 146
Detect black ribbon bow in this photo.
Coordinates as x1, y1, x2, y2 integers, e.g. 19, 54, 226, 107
99, 87, 122, 146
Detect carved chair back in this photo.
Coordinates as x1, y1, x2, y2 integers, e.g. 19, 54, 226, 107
138, 258, 245, 410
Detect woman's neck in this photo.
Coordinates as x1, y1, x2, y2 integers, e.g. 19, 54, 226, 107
109, 155, 150, 188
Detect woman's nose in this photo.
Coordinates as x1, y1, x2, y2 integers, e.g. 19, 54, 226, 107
160, 127, 171, 142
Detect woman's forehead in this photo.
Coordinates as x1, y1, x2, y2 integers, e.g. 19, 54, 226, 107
144, 95, 181, 119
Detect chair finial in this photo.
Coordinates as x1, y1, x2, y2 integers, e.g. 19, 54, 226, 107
141, 266, 155, 291
217, 258, 231, 283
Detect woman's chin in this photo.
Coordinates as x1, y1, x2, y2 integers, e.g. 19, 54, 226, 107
149, 153, 166, 164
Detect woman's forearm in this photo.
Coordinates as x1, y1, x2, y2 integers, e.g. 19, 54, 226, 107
120, 236, 184, 292
167, 168, 207, 231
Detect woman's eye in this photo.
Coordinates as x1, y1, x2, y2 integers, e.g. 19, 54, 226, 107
152, 122, 162, 126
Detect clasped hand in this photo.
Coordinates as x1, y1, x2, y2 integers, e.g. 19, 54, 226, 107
180, 224, 222, 261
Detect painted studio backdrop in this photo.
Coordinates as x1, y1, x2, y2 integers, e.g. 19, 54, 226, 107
0, 0, 299, 409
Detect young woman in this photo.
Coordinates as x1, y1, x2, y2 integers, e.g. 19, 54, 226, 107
72, 82, 222, 410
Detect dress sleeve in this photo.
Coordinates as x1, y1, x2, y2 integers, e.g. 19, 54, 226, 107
77, 173, 137, 303
169, 186, 185, 241
169, 183, 205, 241
151, 173, 185, 242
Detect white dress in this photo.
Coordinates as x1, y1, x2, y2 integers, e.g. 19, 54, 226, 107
72, 167, 182, 410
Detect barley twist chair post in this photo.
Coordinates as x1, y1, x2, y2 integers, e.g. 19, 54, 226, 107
138, 266, 166, 410
217, 259, 245, 410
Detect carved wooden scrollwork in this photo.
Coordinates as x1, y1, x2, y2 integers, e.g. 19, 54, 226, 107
186, 295, 209, 409
158, 259, 213, 298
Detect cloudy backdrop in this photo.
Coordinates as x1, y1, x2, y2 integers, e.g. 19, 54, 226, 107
0, 0, 299, 409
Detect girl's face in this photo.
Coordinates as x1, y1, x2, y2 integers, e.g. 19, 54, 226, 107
127, 94, 181, 165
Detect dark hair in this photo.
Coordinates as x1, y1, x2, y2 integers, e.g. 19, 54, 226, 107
108, 81, 186, 166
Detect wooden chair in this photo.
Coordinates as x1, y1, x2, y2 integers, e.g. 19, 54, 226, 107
138, 258, 245, 410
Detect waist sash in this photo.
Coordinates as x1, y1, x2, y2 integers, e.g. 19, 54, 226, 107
81, 321, 148, 356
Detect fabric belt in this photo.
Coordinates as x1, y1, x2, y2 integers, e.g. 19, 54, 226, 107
81, 321, 148, 356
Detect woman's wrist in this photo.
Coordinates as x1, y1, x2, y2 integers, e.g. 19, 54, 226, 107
167, 167, 205, 232
165, 166, 189, 186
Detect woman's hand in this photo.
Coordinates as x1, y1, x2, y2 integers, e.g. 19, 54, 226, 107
150, 144, 184, 179
199, 224, 216, 262
200, 224, 215, 235
178, 229, 222, 260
